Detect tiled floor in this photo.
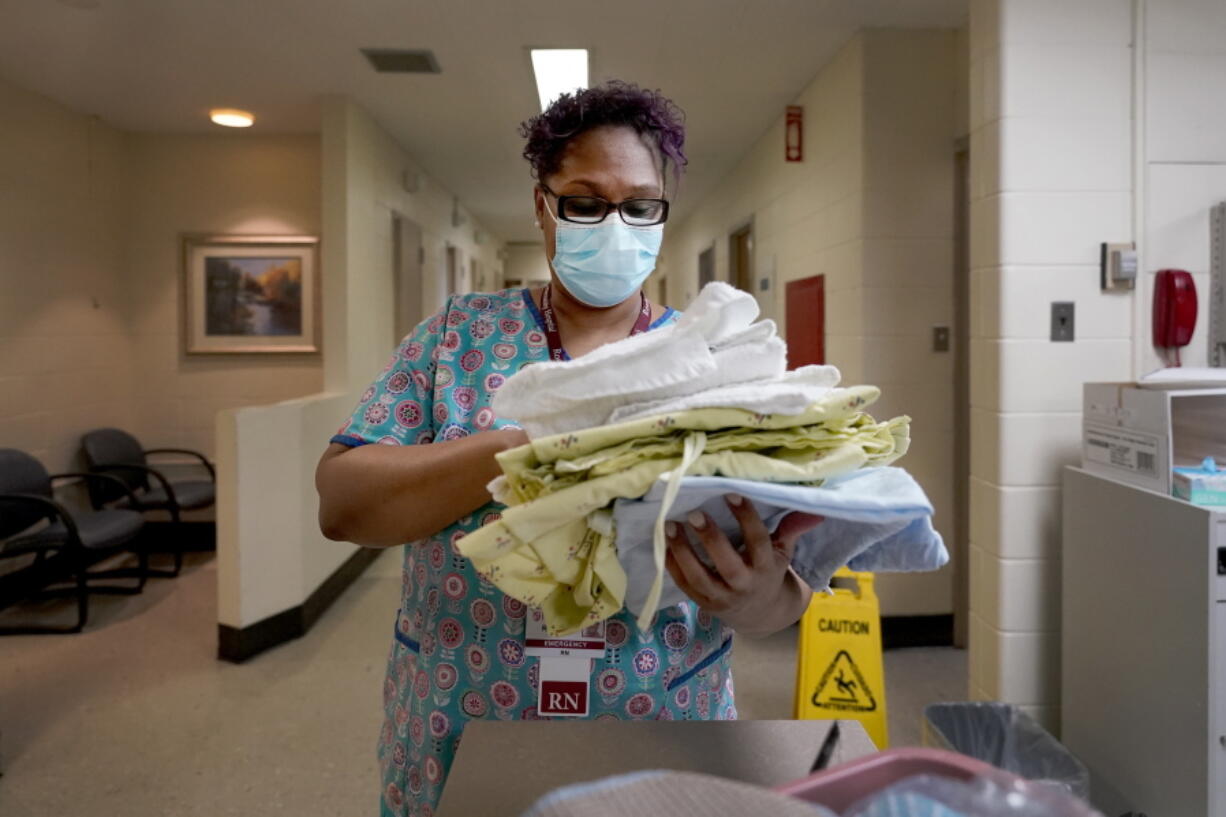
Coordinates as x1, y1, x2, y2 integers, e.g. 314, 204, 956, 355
0, 550, 966, 816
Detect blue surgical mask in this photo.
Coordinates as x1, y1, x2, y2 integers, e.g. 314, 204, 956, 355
546, 203, 664, 308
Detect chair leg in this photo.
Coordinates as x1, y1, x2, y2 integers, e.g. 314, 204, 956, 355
143, 507, 184, 578
1, 567, 94, 635
74, 547, 149, 592
75, 570, 89, 632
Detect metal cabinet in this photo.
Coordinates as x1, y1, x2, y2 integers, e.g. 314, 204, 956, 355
1062, 467, 1225, 817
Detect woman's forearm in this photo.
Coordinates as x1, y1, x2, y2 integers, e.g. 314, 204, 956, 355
315, 430, 527, 548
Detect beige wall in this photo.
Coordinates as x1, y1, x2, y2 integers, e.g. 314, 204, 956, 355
320, 97, 505, 393
859, 30, 959, 616
660, 31, 959, 616
0, 77, 135, 473
503, 241, 550, 288
126, 133, 324, 460
217, 97, 506, 629
0, 77, 327, 473
659, 37, 863, 327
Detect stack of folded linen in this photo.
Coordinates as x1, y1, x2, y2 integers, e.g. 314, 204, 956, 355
492, 282, 841, 435
455, 283, 947, 635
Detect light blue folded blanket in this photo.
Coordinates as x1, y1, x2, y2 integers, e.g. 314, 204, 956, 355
612, 467, 948, 619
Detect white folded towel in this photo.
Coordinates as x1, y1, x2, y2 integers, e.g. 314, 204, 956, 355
493, 283, 792, 437
607, 364, 842, 423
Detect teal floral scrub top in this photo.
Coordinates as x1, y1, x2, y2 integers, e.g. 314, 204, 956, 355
332, 289, 737, 817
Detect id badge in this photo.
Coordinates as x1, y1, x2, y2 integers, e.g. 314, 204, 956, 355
523, 609, 606, 659
537, 657, 591, 717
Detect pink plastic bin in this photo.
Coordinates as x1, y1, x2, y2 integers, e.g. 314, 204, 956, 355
773, 747, 1100, 816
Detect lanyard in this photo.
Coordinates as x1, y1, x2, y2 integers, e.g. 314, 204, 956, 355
539, 285, 652, 362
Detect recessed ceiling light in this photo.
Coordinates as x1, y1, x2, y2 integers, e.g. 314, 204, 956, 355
361, 49, 441, 74
210, 109, 254, 128
530, 49, 588, 112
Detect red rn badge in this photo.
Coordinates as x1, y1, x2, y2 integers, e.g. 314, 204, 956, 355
539, 681, 588, 716
537, 657, 591, 717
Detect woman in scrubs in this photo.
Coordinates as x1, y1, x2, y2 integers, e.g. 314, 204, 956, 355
315, 80, 821, 817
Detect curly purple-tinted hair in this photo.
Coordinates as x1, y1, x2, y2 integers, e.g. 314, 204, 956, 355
519, 80, 687, 190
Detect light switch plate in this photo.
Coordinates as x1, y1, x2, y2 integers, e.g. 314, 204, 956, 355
1051, 302, 1075, 342
932, 325, 950, 352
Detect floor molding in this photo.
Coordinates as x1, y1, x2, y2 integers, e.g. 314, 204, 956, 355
137, 520, 216, 552
217, 546, 382, 663
881, 614, 954, 649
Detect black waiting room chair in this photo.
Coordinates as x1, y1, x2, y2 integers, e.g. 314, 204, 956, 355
81, 429, 216, 578
0, 449, 148, 634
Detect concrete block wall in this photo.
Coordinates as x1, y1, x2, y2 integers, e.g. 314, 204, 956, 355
966, 0, 1136, 732
659, 30, 961, 616
1138, 0, 1226, 373
0, 77, 137, 472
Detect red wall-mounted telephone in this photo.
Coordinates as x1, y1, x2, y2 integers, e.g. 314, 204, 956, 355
1153, 268, 1197, 365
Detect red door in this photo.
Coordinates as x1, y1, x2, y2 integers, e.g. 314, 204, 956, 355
785, 275, 825, 369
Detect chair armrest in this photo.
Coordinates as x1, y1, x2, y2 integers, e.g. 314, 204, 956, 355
143, 448, 216, 482
92, 463, 181, 509
0, 492, 81, 556
50, 472, 142, 507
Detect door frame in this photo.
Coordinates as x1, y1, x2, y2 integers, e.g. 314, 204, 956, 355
392, 212, 425, 345
953, 139, 971, 649
728, 219, 754, 293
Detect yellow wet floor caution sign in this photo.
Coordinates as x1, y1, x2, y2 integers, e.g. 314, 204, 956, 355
793, 567, 888, 748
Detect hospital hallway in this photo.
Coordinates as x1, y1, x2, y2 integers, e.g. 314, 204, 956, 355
0, 551, 965, 816
6, 0, 1226, 813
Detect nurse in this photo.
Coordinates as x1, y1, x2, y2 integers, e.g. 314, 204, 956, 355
315, 80, 821, 817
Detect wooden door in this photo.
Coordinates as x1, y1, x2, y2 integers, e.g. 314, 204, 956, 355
729, 225, 753, 293
785, 275, 824, 369
392, 214, 424, 345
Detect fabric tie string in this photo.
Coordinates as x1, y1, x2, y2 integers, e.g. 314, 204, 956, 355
639, 430, 708, 631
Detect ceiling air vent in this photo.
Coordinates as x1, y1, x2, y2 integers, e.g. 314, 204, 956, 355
361, 49, 440, 74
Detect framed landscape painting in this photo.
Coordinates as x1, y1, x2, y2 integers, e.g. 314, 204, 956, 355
183, 234, 320, 354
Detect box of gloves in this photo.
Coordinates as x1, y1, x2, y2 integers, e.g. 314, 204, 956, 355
1082, 382, 1226, 495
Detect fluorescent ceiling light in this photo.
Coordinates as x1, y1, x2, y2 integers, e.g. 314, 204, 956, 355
530, 49, 588, 111
210, 108, 254, 128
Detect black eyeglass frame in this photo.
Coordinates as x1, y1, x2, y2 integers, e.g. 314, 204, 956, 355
538, 184, 670, 226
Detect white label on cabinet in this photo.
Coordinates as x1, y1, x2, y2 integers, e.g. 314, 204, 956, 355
1084, 425, 1162, 477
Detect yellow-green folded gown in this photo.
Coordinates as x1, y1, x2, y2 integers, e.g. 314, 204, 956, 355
455, 386, 909, 635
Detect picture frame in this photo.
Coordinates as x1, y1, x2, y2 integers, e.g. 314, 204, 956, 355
182, 234, 320, 354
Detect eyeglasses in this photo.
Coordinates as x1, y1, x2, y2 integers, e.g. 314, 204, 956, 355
539, 184, 670, 226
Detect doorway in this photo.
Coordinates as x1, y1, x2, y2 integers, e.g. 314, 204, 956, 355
446, 245, 459, 296
471, 257, 482, 292
392, 214, 424, 344
729, 223, 754, 293
953, 142, 970, 649
698, 245, 716, 288
785, 275, 825, 369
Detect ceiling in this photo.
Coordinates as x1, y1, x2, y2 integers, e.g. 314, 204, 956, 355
0, 0, 967, 243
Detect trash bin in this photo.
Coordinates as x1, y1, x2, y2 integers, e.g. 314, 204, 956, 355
922, 702, 1090, 800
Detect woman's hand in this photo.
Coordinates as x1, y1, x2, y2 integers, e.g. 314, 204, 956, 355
664, 494, 823, 636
